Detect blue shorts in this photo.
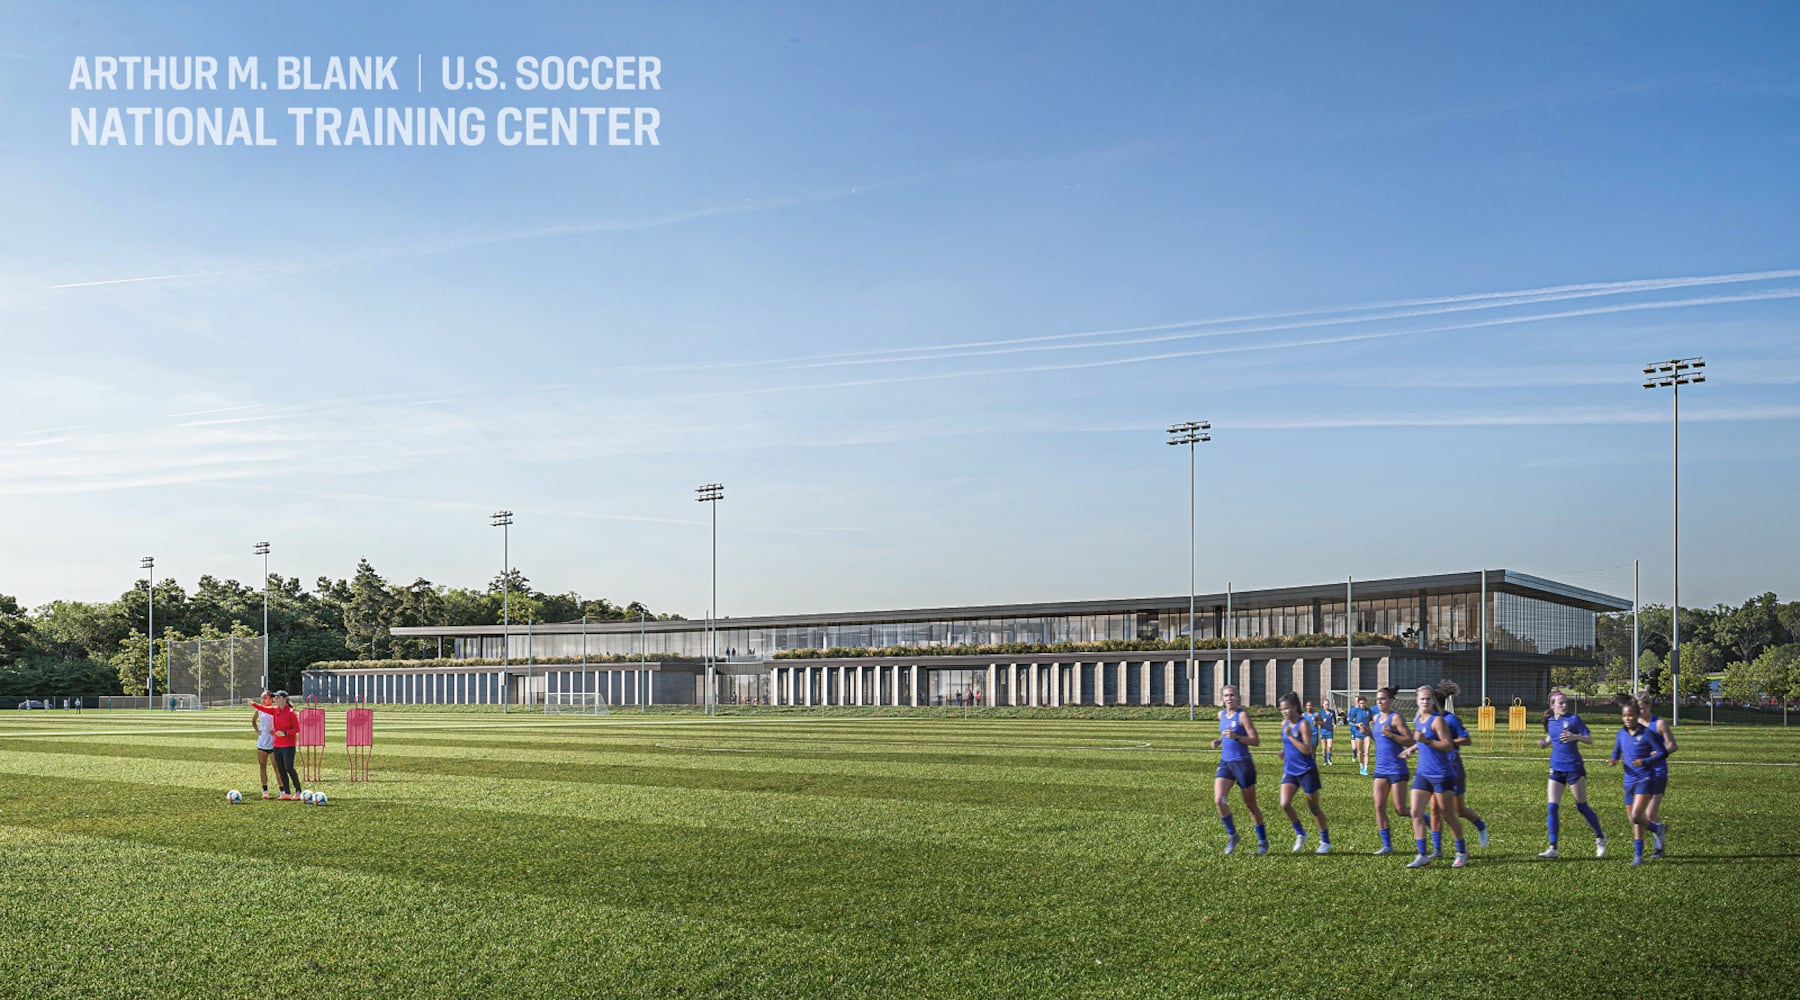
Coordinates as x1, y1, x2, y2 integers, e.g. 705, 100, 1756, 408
1352, 726, 1371, 739
1624, 775, 1668, 800
1451, 763, 1467, 797
1549, 765, 1587, 785
1215, 759, 1257, 789
1282, 768, 1322, 794
1374, 764, 1410, 785
1412, 774, 1457, 795
1317, 729, 1335, 740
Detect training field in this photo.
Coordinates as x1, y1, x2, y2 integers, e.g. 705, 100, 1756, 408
1, 709, 1797, 999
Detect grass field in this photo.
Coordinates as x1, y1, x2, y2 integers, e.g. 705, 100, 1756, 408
1, 708, 1796, 999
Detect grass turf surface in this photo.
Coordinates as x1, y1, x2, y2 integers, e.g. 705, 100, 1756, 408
0, 709, 1796, 998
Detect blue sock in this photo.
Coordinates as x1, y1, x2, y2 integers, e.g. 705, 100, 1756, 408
1320, 828, 1330, 844
1222, 815, 1237, 837
1454, 838, 1466, 854
1431, 831, 1442, 854
1547, 802, 1561, 845
1474, 818, 1487, 833
1415, 838, 1427, 856
1648, 821, 1665, 836
1577, 802, 1604, 837
1291, 820, 1306, 837
1254, 824, 1267, 844
1380, 828, 1393, 849
1635, 838, 1644, 858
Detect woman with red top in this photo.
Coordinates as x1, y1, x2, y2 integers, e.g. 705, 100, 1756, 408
247, 690, 304, 799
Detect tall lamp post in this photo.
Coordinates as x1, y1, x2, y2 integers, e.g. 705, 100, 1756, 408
254, 542, 271, 691
140, 556, 155, 707
695, 483, 724, 716
1167, 421, 1211, 722
1642, 357, 1704, 727
492, 510, 513, 714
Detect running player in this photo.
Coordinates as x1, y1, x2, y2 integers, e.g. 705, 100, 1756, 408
1210, 684, 1269, 855
1435, 681, 1490, 850
1317, 702, 1338, 765
247, 691, 303, 800
1346, 694, 1375, 775
1607, 698, 1670, 865
1406, 684, 1467, 869
1537, 691, 1607, 858
1629, 693, 1676, 857
1369, 686, 1413, 855
1278, 692, 1332, 853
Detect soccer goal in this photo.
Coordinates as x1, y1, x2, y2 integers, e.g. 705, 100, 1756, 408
544, 692, 612, 716
164, 693, 201, 711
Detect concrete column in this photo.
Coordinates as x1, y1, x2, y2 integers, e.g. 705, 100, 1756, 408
1027, 664, 1039, 707
1318, 657, 1334, 706
1212, 658, 1228, 704
1290, 658, 1307, 702
910, 664, 919, 707
1050, 664, 1061, 707
1377, 655, 1391, 691
986, 663, 997, 708
1008, 664, 1018, 706
1163, 661, 1176, 706
1263, 659, 1279, 706
1140, 661, 1152, 705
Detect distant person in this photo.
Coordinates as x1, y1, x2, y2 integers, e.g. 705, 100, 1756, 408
1537, 691, 1607, 859
252, 690, 276, 799
1368, 687, 1413, 855
1316, 703, 1338, 765
1608, 698, 1670, 865
1277, 692, 1331, 853
1346, 694, 1374, 775
1210, 685, 1268, 855
247, 691, 303, 800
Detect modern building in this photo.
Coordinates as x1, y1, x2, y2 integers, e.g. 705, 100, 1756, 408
302, 569, 1627, 710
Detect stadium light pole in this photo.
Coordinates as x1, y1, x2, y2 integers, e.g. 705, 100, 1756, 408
140, 556, 155, 707
1642, 357, 1704, 727
492, 510, 513, 714
1167, 422, 1211, 722
695, 483, 724, 716
254, 542, 270, 691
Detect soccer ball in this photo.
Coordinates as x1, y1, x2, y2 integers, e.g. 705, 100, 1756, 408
226, 789, 242, 805
312, 791, 328, 806
300, 790, 316, 804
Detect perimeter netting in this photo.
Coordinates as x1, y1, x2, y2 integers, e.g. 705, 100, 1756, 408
163, 636, 268, 708
544, 692, 612, 715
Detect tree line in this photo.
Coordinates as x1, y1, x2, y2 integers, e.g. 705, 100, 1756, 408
1575, 592, 1800, 706
0, 559, 680, 699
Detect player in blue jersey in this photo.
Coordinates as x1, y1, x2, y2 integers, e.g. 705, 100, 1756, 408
1434, 682, 1490, 851
1346, 694, 1375, 776
1621, 694, 1676, 857
1636, 693, 1676, 856
1210, 684, 1269, 855
1277, 692, 1332, 854
1368, 686, 1413, 855
1406, 684, 1468, 869
1317, 703, 1338, 765
1537, 691, 1607, 859
1607, 698, 1671, 865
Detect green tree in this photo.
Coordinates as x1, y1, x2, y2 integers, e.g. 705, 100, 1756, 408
0, 594, 38, 665
1714, 592, 1786, 666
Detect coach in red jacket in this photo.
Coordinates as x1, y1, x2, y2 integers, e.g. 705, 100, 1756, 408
248, 691, 305, 799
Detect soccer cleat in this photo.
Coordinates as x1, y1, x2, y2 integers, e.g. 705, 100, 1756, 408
1254, 841, 1269, 855
1478, 826, 1489, 849
1292, 834, 1306, 853
261, 791, 272, 800
1224, 836, 1239, 856
1359, 767, 1369, 776
1315, 841, 1332, 855
1630, 856, 1644, 866
1405, 854, 1431, 869
1452, 853, 1468, 868
1538, 846, 1560, 859
1374, 845, 1394, 856
1653, 827, 1666, 856
1429, 849, 1441, 860
1595, 835, 1608, 858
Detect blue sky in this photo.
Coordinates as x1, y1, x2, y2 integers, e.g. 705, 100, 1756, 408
2, 2, 1797, 616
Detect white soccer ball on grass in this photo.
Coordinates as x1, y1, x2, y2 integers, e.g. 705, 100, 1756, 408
226, 789, 242, 804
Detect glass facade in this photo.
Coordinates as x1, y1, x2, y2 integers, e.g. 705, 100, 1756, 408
444, 579, 1604, 666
